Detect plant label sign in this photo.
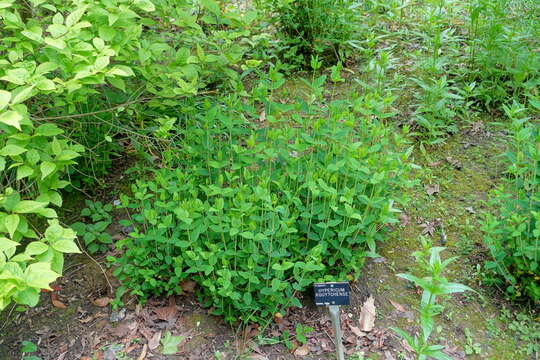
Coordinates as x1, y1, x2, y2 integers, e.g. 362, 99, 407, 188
313, 282, 350, 306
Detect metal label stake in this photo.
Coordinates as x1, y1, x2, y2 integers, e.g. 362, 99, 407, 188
313, 282, 350, 360
329, 304, 345, 360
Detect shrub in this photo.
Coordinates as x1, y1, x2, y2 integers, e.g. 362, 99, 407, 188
481, 103, 540, 303
0, 0, 151, 310
111, 75, 413, 323
258, 0, 361, 67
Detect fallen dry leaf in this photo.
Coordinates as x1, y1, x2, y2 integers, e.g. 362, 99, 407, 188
137, 344, 148, 360
246, 355, 269, 360
358, 296, 376, 332
148, 331, 162, 350
349, 325, 366, 337
420, 220, 439, 236
154, 304, 177, 323
389, 299, 405, 313
428, 160, 443, 167
180, 280, 196, 293
52, 299, 67, 309
92, 297, 111, 307
294, 345, 309, 356
113, 320, 137, 337
424, 183, 440, 196
399, 213, 410, 227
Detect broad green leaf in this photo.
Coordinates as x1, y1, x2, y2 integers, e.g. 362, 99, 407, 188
36, 79, 56, 91
35, 208, 58, 218
160, 331, 183, 355
24, 262, 60, 289
35, 123, 63, 136
56, 150, 80, 161
66, 5, 88, 27
11, 86, 34, 105
13, 201, 47, 214
44, 37, 66, 49
0, 90, 10, 110
20, 341, 38, 353
0, 0, 15, 9
200, 0, 220, 15
25, 241, 48, 255
94, 56, 110, 71
0, 110, 22, 130
0, 144, 27, 156
0, 237, 19, 252
52, 12, 64, 25
21, 26, 43, 42
0, 157, 5, 171
4, 214, 19, 238
40, 161, 56, 179
35, 62, 58, 76
16, 165, 34, 180
46, 24, 67, 38
51, 239, 79, 253
92, 37, 104, 51
0, 68, 29, 85
134, 0, 156, 12
13, 287, 40, 307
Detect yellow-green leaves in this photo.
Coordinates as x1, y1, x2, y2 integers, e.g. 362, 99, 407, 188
13, 201, 47, 214
66, 5, 88, 27
0, 0, 14, 9
0, 90, 10, 110
134, 0, 156, 12
45, 220, 80, 254
0, 144, 27, 156
24, 262, 60, 290
0, 110, 22, 130
40, 161, 56, 179
4, 214, 19, 238
1, 68, 29, 85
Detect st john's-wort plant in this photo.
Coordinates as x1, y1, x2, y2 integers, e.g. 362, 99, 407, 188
111, 73, 415, 324
392, 238, 473, 360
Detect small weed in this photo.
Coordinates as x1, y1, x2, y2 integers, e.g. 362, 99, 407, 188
464, 328, 482, 355
70, 200, 113, 254
392, 237, 473, 360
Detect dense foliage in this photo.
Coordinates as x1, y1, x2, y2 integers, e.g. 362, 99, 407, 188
258, 0, 361, 67
482, 103, 540, 303
111, 71, 413, 322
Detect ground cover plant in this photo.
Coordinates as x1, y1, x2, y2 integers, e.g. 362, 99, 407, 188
1, 0, 540, 358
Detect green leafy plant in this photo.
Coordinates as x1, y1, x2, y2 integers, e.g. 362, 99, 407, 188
160, 331, 184, 355
481, 102, 540, 302
0, 0, 151, 310
412, 76, 463, 144
70, 200, 113, 254
295, 323, 314, 345
464, 328, 482, 355
466, 0, 540, 108
20, 340, 39, 360
258, 0, 362, 67
111, 72, 413, 323
392, 238, 473, 360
